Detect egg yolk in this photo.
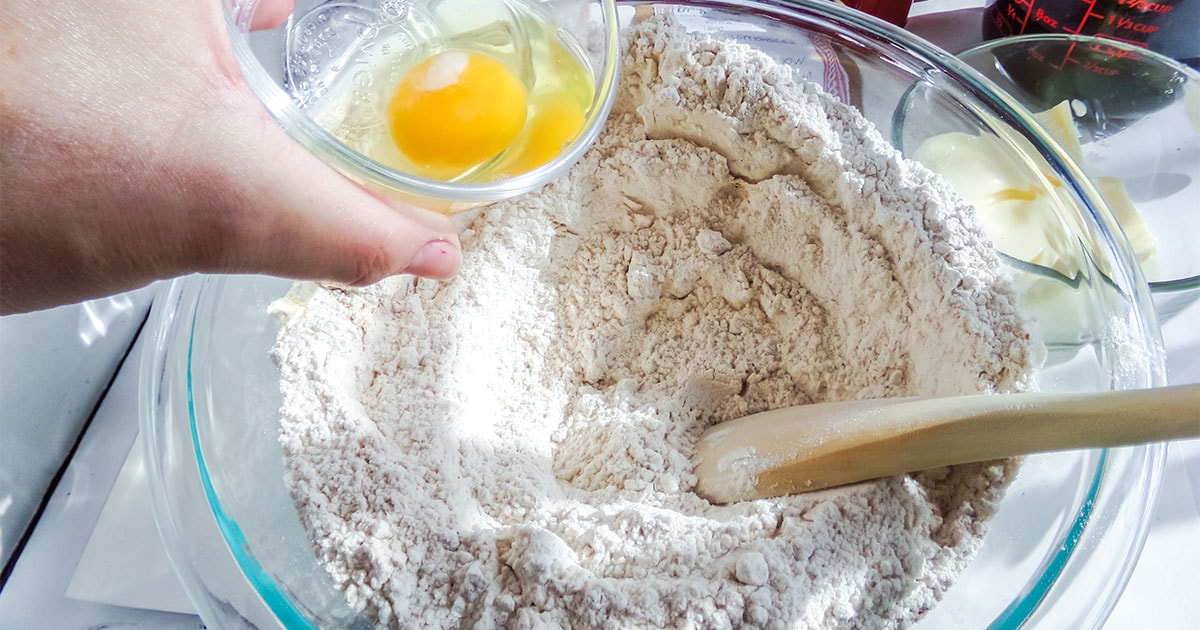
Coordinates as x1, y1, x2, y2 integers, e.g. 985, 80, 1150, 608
387, 51, 528, 177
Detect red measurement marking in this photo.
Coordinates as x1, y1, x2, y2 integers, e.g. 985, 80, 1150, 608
1032, 6, 1061, 28
1092, 32, 1152, 48
1034, 34, 1150, 80
1010, 0, 1035, 33
1088, 39, 1145, 56
1068, 0, 1109, 34
1046, 39, 1079, 69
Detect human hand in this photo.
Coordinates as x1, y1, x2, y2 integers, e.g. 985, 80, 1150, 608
0, 0, 462, 315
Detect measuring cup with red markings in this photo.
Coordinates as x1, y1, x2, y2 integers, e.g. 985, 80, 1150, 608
982, 0, 1199, 65
981, 35, 1187, 137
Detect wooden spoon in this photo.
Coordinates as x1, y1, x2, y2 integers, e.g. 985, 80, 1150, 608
693, 384, 1200, 504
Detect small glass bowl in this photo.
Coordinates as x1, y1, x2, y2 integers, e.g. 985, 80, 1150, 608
224, 0, 621, 214
145, 2, 1168, 629
897, 34, 1200, 330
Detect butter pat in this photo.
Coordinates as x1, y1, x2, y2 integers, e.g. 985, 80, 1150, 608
1092, 176, 1157, 264
1034, 100, 1083, 162
912, 130, 1082, 277
913, 102, 1158, 277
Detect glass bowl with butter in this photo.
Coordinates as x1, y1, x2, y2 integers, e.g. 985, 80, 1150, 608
895, 34, 1200, 347
145, 3, 1168, 629
225, 0, 620, 214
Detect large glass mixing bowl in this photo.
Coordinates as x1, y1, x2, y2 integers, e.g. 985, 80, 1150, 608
141, 2, 1168, 628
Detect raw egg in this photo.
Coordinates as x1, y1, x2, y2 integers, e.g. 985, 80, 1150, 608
315, 9, 598, 186
493, 92, 586, 178
387, 50, 529, 177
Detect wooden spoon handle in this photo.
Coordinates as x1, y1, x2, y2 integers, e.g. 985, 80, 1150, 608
694, 384, 1200, 503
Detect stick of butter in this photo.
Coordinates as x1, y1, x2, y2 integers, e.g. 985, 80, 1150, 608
913, 101, 1158, 277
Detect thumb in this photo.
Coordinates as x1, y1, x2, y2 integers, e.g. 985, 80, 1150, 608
202, 114, 463, 286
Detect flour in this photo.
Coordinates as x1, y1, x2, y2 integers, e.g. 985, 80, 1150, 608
272, 16, 1040, 629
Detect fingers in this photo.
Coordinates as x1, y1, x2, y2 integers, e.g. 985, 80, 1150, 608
197, 109, 463, 286
247, 0, 295, 31
212, 1, 465, 286
226, 149, 464, 286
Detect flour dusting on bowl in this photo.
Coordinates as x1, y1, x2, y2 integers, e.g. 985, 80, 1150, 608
271, 17, 1040, 628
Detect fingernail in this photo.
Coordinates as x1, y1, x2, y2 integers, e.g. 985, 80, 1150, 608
403, 239, 461, 280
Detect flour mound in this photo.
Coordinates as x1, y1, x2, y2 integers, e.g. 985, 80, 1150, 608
273, 17, 1039, 629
